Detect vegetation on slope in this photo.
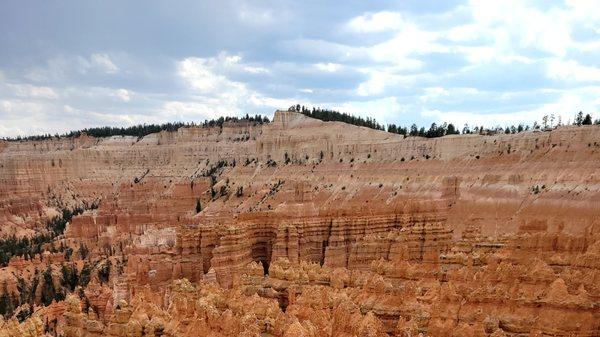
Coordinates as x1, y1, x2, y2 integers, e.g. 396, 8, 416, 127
289, 105, 600, 138
1, 114, 270, 142
1, 105, 599, 142
0, 259, 104, 320
0, 205, 96, 267
289, 104, 385, 131
0, 202, 106, 320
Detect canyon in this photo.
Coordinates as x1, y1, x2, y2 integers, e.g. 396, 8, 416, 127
0, 110, 599, 336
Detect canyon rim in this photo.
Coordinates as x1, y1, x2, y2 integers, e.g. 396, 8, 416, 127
0, 110, 598, 336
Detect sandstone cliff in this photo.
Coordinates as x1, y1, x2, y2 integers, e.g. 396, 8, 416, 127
0, 111, 599, 336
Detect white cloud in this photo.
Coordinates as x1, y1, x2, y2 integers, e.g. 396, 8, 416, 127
0, 99, 44, 119
216, 52, 270, 74
249, 94, 296, 109
420, 87, 449, 102
370, 24, 442, 62
445, 24, 480, 42
315, 62, 342, 73
179, 57, 246, 94
63, 105, 75, 113
460, 0, 600, 63
91, 53, 119, 74
422, 109, 529, 128
329, 96, 403, 126
162, 101, 225, 120
468, 0, 571, 58
422, 86, 600, 127
420, 87, 481, 103
345, 10, 471, 67
346, 11, 404, 33
356, 68, 427, 96
6, 83, 59, 99
177, 53, 296, 117
178, 52, 270, 94
115, 89, 132, 102
342, 2, 598, 71
282, 39, 370, 63
237, 3, 281, 26
345, 12, 442, 97
546, 59, 600, 82
243, 65, 269, 74
0, 99, 61, 136
23, 53, 120, 82
356, 70, 397, 96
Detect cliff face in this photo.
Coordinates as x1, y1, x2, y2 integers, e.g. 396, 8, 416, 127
0, 111, 599, 336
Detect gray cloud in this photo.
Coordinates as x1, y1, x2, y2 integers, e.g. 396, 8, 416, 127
1, 0, 600, 137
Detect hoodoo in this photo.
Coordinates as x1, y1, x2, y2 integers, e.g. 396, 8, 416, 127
0, 111, 599, 336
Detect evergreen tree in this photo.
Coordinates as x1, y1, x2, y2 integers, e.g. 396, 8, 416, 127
397, 126, 408, 136
79, 262, 92, 287
462, 124, 471, 134
292, 106, 384, 131
0, 282, 13, 317
16, 276, 29, 305
98, 260, 111, 284
195, 198, 202, 213
410, 124, 418, 136
447, 123, 458, 135
61, 263, 78, 292
575, 111, 584, 125
2, 115, 270, 142
30, 269, 40, 306
78, 243, 89, 259
41, 265, 56, 306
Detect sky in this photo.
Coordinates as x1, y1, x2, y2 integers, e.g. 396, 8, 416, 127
1, 0, 599, 137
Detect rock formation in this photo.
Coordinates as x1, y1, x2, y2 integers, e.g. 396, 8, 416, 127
0, 110, 599, 336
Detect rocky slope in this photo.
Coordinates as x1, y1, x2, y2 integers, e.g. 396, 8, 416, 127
0, 111, 599, 336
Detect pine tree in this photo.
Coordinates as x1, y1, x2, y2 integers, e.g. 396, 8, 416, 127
0, 282, 13, 317
79, 262, 92, 287
98, 260, 111, 284
575, 111, 584, 125
195, 198, 202, 213
61, 263, 78, 291
410, 124, 418, 136
41, 265, 56, 306
447, 123, 458, 135
462, 124, 471, 134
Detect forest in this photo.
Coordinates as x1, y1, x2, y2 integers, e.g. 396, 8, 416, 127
1, 114, 270, 142
2, 107, 599, 142
289, 105, 599, 138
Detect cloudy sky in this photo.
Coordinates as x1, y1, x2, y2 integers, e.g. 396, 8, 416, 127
1, 0, 599, 137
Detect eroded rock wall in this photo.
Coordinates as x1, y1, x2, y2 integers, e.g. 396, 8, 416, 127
1, 111, 599, 336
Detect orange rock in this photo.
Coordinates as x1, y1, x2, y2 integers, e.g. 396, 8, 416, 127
1, 112, 600, 336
